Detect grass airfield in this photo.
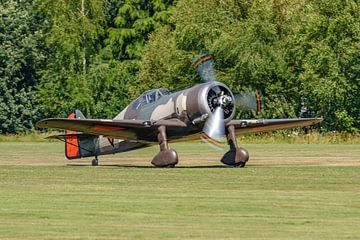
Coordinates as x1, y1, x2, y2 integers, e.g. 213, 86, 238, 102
0, 141, 359, 239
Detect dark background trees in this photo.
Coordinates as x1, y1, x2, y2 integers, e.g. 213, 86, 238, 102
0, 0, 46, 133
0, 0, 358, 133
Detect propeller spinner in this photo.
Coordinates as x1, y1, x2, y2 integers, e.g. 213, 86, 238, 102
201, 84, 235, 146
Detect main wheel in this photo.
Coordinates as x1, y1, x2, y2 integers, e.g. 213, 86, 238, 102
238, 161, 246, 168
91, 159, 98, 166
164, 164, 175, 168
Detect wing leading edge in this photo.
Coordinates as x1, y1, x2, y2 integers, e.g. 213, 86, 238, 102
36, 118, 187, 142
227, 118, 323, 134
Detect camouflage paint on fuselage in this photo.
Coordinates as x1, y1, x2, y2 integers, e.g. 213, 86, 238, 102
72, 131, 149, 159
115, 90, 187, 121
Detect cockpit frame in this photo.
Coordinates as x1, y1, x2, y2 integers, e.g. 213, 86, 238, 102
131, 88, 171, 110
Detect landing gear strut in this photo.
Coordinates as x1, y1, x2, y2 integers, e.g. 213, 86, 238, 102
151, 126, 179, 167
221, 125, 249, 167
91, 156, 99, 166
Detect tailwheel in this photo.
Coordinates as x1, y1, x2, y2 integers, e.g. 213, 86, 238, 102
91, 156, 99, 166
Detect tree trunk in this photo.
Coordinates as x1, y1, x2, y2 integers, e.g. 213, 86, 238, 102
81, 0, 90, 115
81, 0, 86, 76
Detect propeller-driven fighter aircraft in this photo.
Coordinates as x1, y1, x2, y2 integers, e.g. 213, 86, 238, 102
36, 54, 322, 167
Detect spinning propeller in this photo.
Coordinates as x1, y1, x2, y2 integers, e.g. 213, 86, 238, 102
235, 89, 262, 113
193, 53, 262, 149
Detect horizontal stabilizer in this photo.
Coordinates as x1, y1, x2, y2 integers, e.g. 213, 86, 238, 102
46, 133, 96, 140
47, 133, 98, 160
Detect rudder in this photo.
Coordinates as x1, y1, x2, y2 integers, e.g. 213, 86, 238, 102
65, 109, 86, 159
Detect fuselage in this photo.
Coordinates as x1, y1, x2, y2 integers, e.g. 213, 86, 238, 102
113, 81, 235, 140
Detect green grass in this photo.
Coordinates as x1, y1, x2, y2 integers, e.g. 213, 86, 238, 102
1, 131, 359, 144
0, 142, 359, 239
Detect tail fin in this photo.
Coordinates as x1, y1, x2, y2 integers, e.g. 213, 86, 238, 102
68, 109, 86, 120
65, 109, 87, 159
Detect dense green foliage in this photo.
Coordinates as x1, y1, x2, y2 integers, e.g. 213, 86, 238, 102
0, 1, 45, 133
0, 0, 359, 133
139, 0, 359, 131
37, 0, 118, 118
37, 0, 173, 118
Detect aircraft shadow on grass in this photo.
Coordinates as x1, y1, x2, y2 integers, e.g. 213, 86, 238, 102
66, 164, 229, 169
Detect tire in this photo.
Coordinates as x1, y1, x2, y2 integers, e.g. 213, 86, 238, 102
164, 164, 175, 168
238, 162, 246, 168
91, 159, 98, 166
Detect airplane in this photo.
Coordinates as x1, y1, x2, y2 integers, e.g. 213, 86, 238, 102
36, 54, 322, 168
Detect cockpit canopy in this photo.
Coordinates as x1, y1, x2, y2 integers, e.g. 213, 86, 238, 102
142, 88, 171, 104
131, 88, 171, 110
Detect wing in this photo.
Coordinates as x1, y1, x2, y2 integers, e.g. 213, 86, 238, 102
36, 118, 187, 142
227, 118, 323, 134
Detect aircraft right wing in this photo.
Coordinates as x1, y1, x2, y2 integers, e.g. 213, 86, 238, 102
227, 118, 323, 135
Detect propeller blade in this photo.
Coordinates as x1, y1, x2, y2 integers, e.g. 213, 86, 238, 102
193, 54, 216, 82
235, 90, 262, 113
201, 107, 226, 150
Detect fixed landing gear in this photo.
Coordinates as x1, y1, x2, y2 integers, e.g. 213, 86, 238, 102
221, 125, 249, 167
91, 156, 99, 166
151, 126, 179, 167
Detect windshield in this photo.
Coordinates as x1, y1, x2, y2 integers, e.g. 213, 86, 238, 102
131, 88, 172, 109
144, 91, 156, 104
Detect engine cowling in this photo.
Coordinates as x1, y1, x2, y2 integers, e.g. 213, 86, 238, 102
185, 81, 235, 124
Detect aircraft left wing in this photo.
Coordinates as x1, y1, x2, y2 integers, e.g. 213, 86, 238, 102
227, 118, 323, 134
36, 118, 187, 142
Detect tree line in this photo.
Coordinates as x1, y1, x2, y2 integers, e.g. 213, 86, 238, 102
0, 0, 359, 134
